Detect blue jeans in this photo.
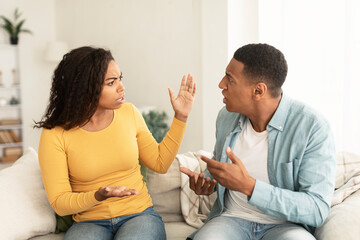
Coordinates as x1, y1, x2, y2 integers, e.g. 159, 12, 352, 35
64, 207, 165, 240
193, 215, 316, 240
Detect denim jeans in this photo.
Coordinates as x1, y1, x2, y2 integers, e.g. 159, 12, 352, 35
193, 215, 316, 240
64, 207, 165, 240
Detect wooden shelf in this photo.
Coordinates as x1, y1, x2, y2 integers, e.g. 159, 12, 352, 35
0, 86, 20, 90
0, 104, 21, 109
0, 124, 22, 130
0, 44, 23, 158
0, 142, 23, 148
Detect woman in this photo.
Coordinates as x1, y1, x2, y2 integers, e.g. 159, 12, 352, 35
35, 46, 196, 240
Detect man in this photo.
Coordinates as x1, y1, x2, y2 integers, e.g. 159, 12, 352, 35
181, 43, 336, 240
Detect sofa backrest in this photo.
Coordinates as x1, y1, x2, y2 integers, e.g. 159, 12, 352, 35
147, 159, 184, 222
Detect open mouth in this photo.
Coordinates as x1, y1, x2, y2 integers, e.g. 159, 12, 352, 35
117, 96, 125, 102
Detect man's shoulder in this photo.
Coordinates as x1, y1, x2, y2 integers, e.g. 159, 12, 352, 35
282, 96, 330, 132
287, 97, 328, 124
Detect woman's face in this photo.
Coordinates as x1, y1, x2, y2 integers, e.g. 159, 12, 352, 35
98, 60, 126, 110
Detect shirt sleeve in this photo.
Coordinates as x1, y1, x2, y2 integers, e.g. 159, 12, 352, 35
38, 128, 100, 216
248, 121, 336, 227
132, 106, 186, 173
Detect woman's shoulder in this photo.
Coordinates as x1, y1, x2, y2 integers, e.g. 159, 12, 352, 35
41, 126, 64, 134
116, 102, 139, 115
40, 126, 67, 139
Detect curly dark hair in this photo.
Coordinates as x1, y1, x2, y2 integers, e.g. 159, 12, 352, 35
34, 46, 114, 130
233, 43, 287, 97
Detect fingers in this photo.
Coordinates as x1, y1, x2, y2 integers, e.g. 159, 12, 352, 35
101, 186, 139, 198
192, 82, 197, 97
202, 176, 210, 190
181, 167, 216, 195
196, 176, 216, 195
179, 73, 195, 94
121, 188, 139, 196
179, 75, 186, 93
168, 87, 175, 102
180, 167, 198, 190
186, 74, 193, 92
225, 146, 240, 165
200, 155, 222, 168
208, 179, 216, 193
180, 167, 194, 177
195, 173, 204, 193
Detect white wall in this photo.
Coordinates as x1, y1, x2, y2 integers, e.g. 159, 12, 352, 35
55, 0, 210, 153
200, 0, 228, 152
227, 0, 259, 61
258, 0, 360, 154
0, 0, 56, 151
0, 0, 239, 154
3, 1, 357, 155
1, 0, 232, 154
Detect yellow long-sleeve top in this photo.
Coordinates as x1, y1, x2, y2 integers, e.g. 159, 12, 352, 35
38, 103, 186, 222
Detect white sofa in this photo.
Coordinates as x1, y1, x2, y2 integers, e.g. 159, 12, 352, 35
0, 148, 360, 240
0, 148, 197, 240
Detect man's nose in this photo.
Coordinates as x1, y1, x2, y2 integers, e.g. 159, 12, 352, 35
219, 76, 226, 89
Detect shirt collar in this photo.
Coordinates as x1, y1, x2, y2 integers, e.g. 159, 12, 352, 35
267, 93, 291, 132
238, 114, 247, 131
234, 93, 290, 133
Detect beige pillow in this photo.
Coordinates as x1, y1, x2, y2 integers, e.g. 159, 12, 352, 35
315, 190, 360, 240
147, 159, 184, 222
315, 152, 360, 240
0, 148, 56, 239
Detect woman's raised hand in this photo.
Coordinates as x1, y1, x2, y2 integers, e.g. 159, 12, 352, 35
168, 74, 196, 122
95, 185, 139, 201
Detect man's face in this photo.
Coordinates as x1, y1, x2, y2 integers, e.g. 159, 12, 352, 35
219, 58, 255, 114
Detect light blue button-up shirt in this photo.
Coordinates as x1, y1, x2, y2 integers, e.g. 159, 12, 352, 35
191, 94, 336, 237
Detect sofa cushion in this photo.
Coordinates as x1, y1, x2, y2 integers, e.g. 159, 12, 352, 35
165, 222, 197, 240
0, 147, 56, 240
29, 233, 65, 240
315, 189, 360, 240
28, 222, 196, 240
147, 159, 184, 222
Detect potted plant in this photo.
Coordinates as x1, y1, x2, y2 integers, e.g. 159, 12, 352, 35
142, 110, 169, 143
0, 8, 33, 45
140, 110, 169, 181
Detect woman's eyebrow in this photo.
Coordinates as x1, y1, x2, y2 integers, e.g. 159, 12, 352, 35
105, 77, 118, 81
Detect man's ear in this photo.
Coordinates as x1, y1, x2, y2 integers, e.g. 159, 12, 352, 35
253, 82, 267, 100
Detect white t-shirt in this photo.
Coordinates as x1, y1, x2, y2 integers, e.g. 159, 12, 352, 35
222, 118, 286, 224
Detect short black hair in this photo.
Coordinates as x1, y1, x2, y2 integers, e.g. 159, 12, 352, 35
233, 43, 287, 97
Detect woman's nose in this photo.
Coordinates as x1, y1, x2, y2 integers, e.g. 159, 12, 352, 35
117, 80, 125, 92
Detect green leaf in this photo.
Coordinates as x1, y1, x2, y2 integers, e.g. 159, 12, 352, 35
20, 29, 33, 34
142, 110, 169, 143
15, 19, 25, 35
0, 16, 14, 34
0, 17, 14, 36
0, 9, 32, 38
14, 8, 21, 21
